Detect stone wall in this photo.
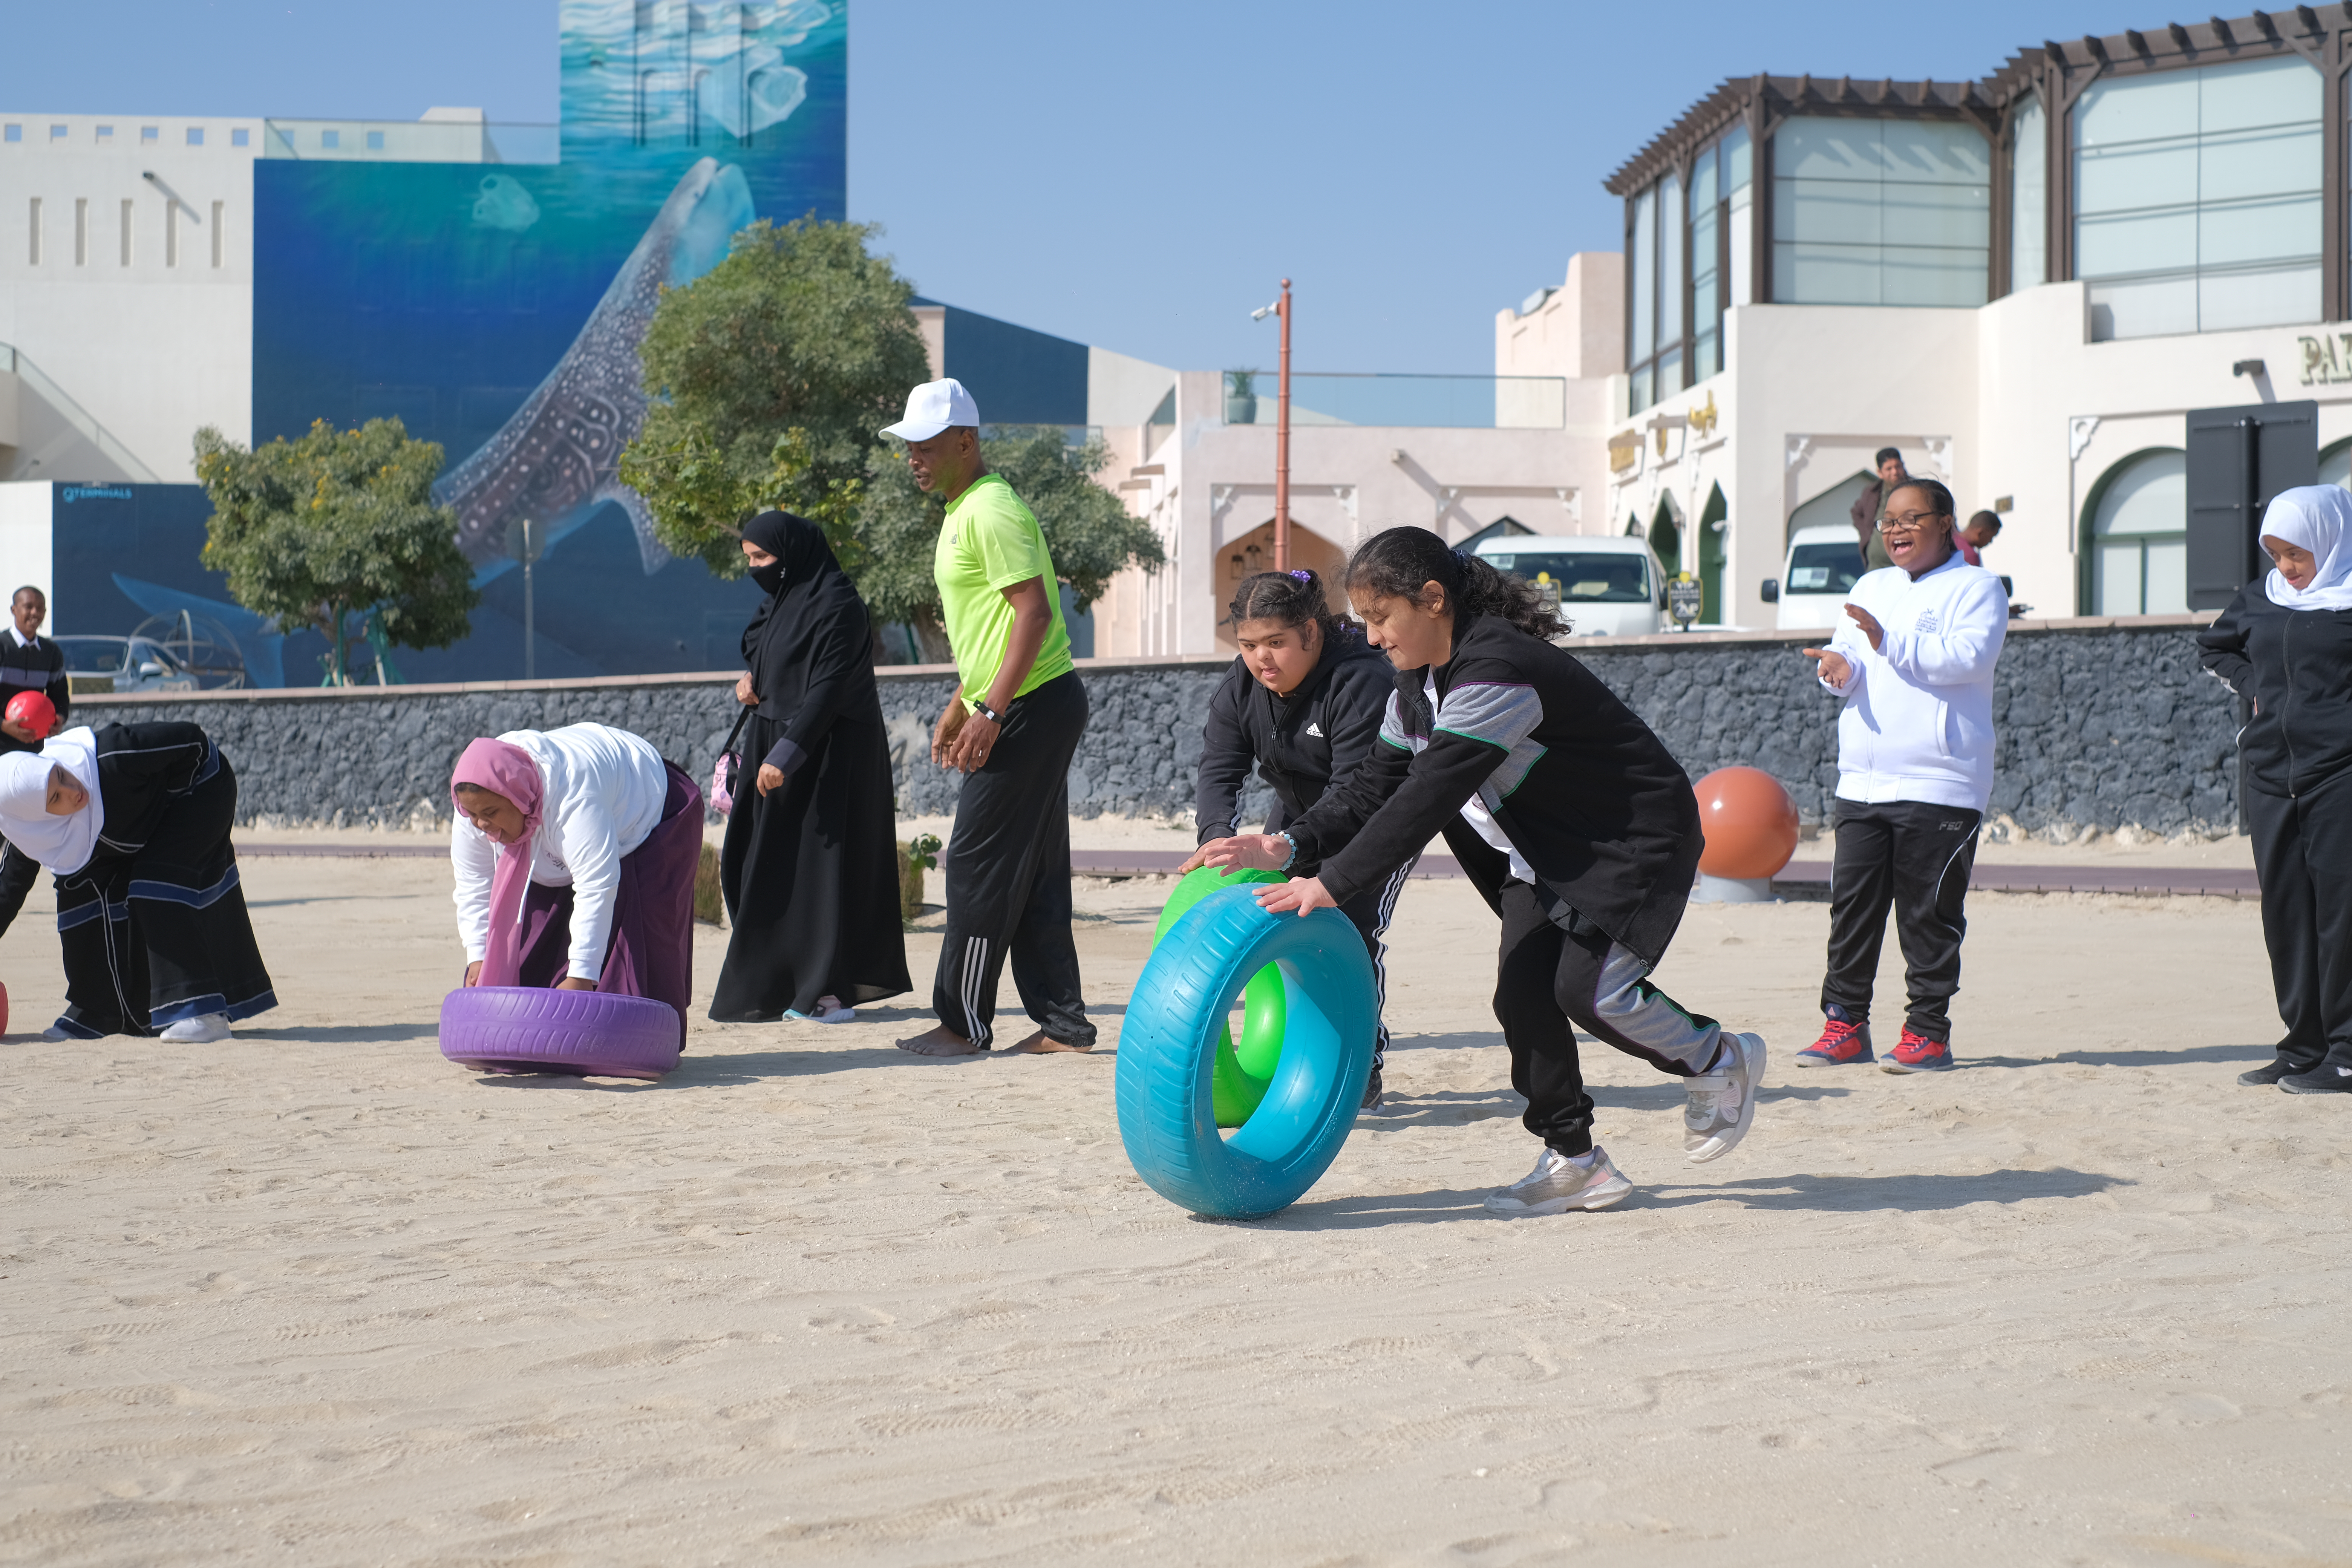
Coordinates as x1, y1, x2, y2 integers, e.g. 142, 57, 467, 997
80, 614, 2238, 841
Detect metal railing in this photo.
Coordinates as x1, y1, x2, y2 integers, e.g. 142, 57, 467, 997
0, 343, 162, 483
259, 119, 560, 164
1220, 371, 1567, 430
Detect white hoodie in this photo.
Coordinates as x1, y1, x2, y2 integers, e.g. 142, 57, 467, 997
1818, 549, 2009, 811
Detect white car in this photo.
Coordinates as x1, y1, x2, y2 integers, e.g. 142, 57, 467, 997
1472, 534, 1667, 637
1763, 524, 1871, 631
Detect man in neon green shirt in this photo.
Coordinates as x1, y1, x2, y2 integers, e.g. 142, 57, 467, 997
885, 378, 1096, 1058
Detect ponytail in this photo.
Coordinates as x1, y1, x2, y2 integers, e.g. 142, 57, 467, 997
1228, 567, 1354, 647
1343, 526, 1566, 640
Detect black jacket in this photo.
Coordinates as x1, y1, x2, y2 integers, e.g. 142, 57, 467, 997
1194, 634, 1392, 858
0, 631, 69, 755
1286, 613, 1703, 965
2197, 583, 2352, 797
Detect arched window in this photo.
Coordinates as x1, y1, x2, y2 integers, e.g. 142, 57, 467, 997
2320, 437, 2351, 490
2086, 449, 2187, 615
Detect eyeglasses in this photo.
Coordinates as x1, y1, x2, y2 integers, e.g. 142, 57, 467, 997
1877, 511, 1946, 534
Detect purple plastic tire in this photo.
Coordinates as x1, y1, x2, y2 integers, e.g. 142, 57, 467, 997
438, 986, 683, 1080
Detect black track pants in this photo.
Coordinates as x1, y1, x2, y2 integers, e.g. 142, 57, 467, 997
1819, 799, 1981, 1042
2246, 777, 2352, 1072
1333, 853, 1414, 1073
933, 672, 1095, 1050
1494, 879, 1724, 1158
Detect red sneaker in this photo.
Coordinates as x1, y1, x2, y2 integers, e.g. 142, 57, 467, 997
1880, 1028, 1955, 1073
1795, 1014, 1873, 1066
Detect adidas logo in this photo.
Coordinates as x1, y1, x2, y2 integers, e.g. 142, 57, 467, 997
1306, 722, 1324, 738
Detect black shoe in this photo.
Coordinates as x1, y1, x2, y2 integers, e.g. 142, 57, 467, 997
2280, 1064, 2352, 1094
2240, 1058, 2306, 1086
1360, 1067, 1384, 1112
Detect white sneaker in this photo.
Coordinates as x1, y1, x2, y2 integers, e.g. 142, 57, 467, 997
159, 1013, 232, 1044
786, 995, 856, 1024
39, 1025, 69, 1042
1483, 1146, 1633, 1216
1685, 1031, 1765, 1165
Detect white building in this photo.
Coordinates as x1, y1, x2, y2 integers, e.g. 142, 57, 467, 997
1586, 17, 2352, 625
0, 112, 262, 484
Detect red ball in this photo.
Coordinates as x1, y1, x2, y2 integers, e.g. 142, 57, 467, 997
5, 690, 55, 738
1694, 766, 1800, 880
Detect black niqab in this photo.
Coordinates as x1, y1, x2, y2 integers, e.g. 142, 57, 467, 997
740, 511, 873, 724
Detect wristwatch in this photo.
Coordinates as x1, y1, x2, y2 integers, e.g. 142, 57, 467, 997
971, 699, 1003, 724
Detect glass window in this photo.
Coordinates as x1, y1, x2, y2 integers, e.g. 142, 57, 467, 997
1658, 170, 1685, 403
1484, 551, 1652, 603
2088, 449, 2188, 614
366, 130, 384, 150
1692, 147, 1720, 379
2076, 55, 2320, 340
2012, 96, 2046, 290
186, 127, 204, 147
322, 129, 340, 149
1772, 116, 1991, 307
139, 126, 156, 142
1726, 125, 1755, 309
2, 126, 17, 143
49, 125, 66, 140
1784, 541, 1868, 595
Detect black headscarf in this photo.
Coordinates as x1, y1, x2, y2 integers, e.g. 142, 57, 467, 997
739, 510, 874, 724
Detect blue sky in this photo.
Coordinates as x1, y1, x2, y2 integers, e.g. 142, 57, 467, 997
3, 0, 2165, 374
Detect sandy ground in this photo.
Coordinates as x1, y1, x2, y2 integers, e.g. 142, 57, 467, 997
2, 853, 2347, 1566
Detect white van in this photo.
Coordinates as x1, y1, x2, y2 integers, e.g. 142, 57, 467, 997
1763, 524, 1869, 631
1472, 535, 1666, 637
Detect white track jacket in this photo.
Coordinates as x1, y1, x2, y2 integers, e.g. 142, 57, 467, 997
1817, 550, 2009, 812
452, 723, 668, 980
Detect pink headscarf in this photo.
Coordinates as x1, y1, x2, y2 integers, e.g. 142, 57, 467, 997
450, 737, 545, 986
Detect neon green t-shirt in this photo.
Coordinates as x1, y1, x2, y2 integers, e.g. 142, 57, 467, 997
935, 473, 1075, 706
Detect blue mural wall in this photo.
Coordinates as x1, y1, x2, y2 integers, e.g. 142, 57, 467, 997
243, 0, 846, 684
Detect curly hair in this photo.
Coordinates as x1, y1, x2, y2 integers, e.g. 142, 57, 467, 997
1341, 526, 1565, 640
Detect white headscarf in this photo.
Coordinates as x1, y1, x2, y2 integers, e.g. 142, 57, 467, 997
2261, 485, 2352, 612
0, 726, 104, 875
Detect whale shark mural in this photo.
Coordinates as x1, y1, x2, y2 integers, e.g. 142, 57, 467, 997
432, 158, 754, 574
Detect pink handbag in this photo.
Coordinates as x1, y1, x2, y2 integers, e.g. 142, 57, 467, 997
711, 706, 753, 816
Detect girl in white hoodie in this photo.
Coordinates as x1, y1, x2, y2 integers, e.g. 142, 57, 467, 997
1799, 479, 2009, 1073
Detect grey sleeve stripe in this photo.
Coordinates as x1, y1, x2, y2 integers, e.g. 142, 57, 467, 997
1434, 681, 1542, 752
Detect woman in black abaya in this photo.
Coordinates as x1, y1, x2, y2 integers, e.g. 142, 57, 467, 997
709, 510, 910, 1023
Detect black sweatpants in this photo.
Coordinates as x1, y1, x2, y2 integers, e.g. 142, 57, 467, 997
0, 841, 35, 937
2246, 777, 2352, 1073
1494, 879, 1725, 1158
1820, 799, 1981, 1042
1331, 853, 1414, 1073
934, 672, 1095, 1050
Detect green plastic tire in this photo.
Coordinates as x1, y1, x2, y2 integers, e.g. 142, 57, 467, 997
1116, 885, 1378, 1219
1154, 865, 1288, 1125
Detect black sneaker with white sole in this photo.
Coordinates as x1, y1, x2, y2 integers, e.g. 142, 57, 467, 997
2279, 1063, 2352, 1094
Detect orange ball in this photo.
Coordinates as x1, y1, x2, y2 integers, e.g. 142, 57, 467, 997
1694, 766, 1799, 880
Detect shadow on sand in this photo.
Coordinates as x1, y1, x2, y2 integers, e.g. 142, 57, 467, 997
1261, 1165, 2128, 1229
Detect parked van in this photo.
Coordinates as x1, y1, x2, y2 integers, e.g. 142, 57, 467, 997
1763, 524, 2020, 630
1471, 535, 1666, 637
1762, 524, 1869, 631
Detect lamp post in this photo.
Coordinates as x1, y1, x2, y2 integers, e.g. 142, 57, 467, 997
1251, 279, 1294, 571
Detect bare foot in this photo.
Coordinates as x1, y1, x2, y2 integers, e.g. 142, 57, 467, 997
999, 1029, 1092, 1055
897, 1024, 984, 1057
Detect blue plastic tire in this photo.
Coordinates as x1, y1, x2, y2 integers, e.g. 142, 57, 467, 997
1116, 885, 1378, 1219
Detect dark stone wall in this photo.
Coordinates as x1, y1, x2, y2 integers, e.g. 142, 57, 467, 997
84, 621, 2239, 840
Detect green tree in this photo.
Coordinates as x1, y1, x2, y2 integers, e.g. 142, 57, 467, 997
621, 216, 932, 577
856, 427, 1167, 658
192, 418, 480, 687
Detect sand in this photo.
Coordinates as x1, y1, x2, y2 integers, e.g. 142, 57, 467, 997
2, 846, 2348, 1566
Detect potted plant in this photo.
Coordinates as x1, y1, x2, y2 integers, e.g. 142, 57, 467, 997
1225, 369, 1259, 426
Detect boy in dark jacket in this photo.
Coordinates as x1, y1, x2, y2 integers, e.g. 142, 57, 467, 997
1201, 528, 1768, 1214
1187, 568, 1407, 1107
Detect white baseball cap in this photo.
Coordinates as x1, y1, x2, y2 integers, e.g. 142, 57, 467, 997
882, 377, 981, 441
